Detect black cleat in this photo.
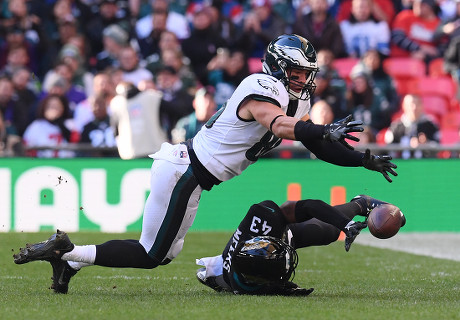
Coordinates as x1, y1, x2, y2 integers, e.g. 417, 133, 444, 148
13, 230, 74, 264
351, 195, 389, 217
50, 259, 78, 294
196, 268, 230, 292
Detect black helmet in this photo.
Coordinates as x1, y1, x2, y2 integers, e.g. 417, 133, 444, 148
262, 34, 319, 100
231, 236, 298, 287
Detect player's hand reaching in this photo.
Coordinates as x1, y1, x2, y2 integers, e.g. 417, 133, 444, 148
323, 115, 364, 150
343, 221, 367, 252
362, 149, 398, 183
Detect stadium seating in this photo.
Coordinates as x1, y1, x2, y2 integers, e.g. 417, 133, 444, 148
332, 57, 359, 83
428, 58, 449, 78
383, 57, 427, 95
440, 110, 460, 144
421, 95, 448, 124
383, 57, 427, 79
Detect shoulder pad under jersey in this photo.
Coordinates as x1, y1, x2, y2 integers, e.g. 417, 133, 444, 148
239, 74, 289, 107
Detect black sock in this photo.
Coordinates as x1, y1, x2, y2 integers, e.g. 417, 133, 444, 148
295, 199, 349, 230
94, 239, 159, 269
334, 201, 365, 219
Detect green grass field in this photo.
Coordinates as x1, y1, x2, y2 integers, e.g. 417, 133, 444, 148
1, 232, 460, 320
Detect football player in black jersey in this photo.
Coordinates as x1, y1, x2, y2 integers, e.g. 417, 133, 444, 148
196, 195, 405, 295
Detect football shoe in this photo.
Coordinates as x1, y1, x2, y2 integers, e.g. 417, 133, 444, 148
13, 229, 74, 264
351, 195, 406, 227
351, 195, 389, 217
50, 259, 78, 294
196, 268, 230, 292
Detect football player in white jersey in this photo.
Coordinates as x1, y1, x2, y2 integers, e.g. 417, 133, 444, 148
13, 34, 398, 294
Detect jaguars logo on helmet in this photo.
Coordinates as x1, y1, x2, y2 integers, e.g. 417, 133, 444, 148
230, 236, 298, 292
262, 34, 319, 101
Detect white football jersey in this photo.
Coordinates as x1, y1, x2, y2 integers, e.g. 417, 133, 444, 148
192, 73, 311, 181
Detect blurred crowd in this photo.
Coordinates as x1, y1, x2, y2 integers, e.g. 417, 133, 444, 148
1, 0, 460, 159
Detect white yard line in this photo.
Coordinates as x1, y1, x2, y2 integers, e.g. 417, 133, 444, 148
355, 232, 460, 262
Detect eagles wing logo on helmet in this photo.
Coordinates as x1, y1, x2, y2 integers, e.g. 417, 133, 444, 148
257, 79, 279, 95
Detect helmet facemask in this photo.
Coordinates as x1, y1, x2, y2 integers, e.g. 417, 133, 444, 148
283, 65, 317, 100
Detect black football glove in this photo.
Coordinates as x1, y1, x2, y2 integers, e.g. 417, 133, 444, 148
323, 115, 364, 150
362, 149, 398, 183
343, 221, 368, 252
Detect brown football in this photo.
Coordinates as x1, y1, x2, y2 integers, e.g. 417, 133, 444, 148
367, 204, 403, 239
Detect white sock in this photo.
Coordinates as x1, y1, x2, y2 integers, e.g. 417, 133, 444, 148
62, 245, 96, 264
67, 261, 92, 271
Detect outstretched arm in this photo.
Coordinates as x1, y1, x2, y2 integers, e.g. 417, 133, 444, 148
242, 99, 363, 149
301, 138, 398, 182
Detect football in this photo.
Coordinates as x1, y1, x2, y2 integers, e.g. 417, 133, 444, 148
367, 204, 403, 239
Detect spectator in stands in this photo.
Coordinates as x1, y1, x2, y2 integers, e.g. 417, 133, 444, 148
235, 0, 287, 59
309, 99, 335, 125
207, 48, 250, 108
0, 25, 40, 78
79, 94, 118, 157
181, 4, 227, 86
73, 72, 116, 133
311, 68, 347, 120
316, 49, 348, 101
346, 69, 395, 134
118, 46, 153, 88
351, 49, 400, 115
171, 85, 218, 144
67, 34, 92, 71
85, 0, 132, 56
391, 0, 442, 63
0, 74, 30, 138
160, 48, 197, 94
58, 44, 94, 97
10, 66, 39, 123
438, 0, 460, 98
433, 0, 460, 48
94, 24, 129, 72
336, 0, 396, 25
51, 16, 80, 60
135, 0, 190, 42
340, 0, 391, 58
40, 63, 87, 115
1, 0, 46, 77
136, 2, 168, 59
384, 93, 440, 158
23, 94, 76, 158
205, 3, 240, 49
1, 45, 33, 79
144, 30, 182, 73
293, 0, 347, 59
155, 65, 194, 140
